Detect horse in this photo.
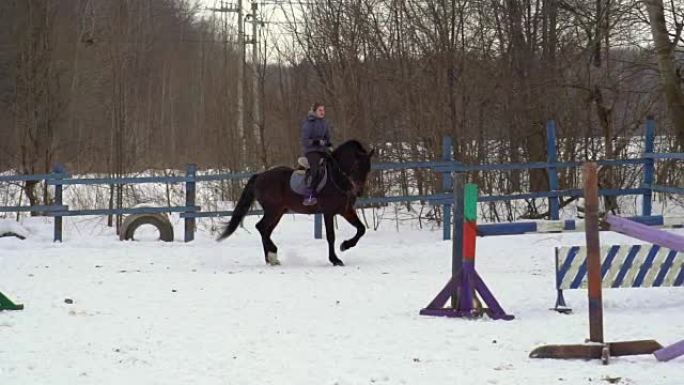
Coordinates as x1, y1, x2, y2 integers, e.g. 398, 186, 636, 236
217, 140, 375, 266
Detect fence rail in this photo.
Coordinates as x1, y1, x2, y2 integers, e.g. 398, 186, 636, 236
0, 118, 682, 242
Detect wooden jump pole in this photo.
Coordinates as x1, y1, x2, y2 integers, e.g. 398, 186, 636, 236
584, 162, 604, 344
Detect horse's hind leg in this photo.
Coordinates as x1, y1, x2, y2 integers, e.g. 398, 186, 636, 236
256, 208, 285, 265
339, 207, 366, 252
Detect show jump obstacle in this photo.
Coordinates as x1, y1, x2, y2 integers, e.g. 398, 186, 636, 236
0, 290, 23, 311
553, 243, 684, 312
419, 173, 513, 320
530, 162, 668, 364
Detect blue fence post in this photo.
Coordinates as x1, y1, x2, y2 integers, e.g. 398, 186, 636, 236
642, 117, 655, 216
314, 213, 322, 239
546, 120, 560, 220
442, 136, 454, 240
52, 164, 65, 242
185, 164, 197, 242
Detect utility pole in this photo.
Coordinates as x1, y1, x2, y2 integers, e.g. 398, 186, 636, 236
210, 0, 246, 163
247, 1, 262, 165
236, 0, 245, 162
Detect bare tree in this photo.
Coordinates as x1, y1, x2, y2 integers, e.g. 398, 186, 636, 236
645, 0, 684, 149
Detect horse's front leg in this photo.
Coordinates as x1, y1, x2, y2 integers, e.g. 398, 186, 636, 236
324, 213, 344, 266
340, 207, 366, 252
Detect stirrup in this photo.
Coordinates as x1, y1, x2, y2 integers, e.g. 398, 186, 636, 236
303, 196, 318, 206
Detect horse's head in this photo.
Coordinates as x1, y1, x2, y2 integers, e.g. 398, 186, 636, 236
332, 140, 375, 196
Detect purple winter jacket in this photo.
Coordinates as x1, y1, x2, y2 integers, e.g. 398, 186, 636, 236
300, 112, 332, 154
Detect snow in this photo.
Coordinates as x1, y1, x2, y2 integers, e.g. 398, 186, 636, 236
1, 214, 683, 385
0, 219, 29, 239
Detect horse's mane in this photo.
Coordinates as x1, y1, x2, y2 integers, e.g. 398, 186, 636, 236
333, 140, 368, 155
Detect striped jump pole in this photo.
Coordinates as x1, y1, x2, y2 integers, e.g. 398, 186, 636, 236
420, 173, 513, 320
530, 163, 662, 364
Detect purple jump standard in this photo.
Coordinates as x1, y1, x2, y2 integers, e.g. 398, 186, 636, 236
420, 174, 513, 320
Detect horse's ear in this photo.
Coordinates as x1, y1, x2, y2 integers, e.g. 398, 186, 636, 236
368, 148, 375, 158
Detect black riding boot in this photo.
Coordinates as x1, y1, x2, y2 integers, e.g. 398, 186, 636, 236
303, 152, 324, 206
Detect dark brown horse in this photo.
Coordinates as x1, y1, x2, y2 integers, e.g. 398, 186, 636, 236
217, 140, 375, 266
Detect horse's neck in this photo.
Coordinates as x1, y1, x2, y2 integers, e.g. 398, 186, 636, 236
327, 155, 353, 190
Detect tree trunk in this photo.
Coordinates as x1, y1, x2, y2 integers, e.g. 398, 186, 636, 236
646, 0, 684, 149
23, 180, 39, 216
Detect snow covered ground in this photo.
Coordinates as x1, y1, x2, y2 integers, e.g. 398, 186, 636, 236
1, 214, 682, 385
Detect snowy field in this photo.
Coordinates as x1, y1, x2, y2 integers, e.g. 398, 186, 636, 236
1, 214, 683, 385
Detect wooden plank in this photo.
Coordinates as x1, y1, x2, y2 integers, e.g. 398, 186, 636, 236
583, 162, 604, 344
529, 343, 605, 359
609, 340, 663, 356
530, 340, 662, 360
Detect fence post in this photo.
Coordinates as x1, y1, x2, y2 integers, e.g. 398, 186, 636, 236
314, 213, 322, 239
642, 117, 655, 217
52, 164, 65, 242
442, 136, 454, 241
185, 164, 197, 242
546, 120, 560, 220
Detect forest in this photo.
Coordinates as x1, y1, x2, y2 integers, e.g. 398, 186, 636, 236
0, 0, 682, 219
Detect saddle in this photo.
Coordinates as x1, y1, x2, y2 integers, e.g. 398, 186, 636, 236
290, 157, 327, 196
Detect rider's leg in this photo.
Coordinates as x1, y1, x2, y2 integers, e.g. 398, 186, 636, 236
303, 151, 323, 206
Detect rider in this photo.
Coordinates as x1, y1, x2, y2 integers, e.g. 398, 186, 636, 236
300, 102, 333, 206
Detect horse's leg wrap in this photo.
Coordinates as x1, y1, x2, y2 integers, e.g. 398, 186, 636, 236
267, 252, 280, 266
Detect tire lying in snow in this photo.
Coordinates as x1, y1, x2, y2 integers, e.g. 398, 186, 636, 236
119, 213, 174, 242
0, 219, 29, 240
0, 232, 26, 240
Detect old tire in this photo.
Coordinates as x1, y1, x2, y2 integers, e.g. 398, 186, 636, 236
120, 213, 174, 242
0, 232, 26, 240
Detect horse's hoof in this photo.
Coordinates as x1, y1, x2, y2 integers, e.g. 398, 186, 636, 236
330, 259, 345, 266
267, 252, 281, 266
340, 241, 352, 251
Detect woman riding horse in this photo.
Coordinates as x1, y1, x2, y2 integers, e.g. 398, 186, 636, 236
217, 134, 375, 266
300, 102, 333, 206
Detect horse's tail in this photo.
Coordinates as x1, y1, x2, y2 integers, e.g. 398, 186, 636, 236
217, 174, 258, 241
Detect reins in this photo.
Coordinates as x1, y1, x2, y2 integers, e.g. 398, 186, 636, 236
322, 152, 359, 197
